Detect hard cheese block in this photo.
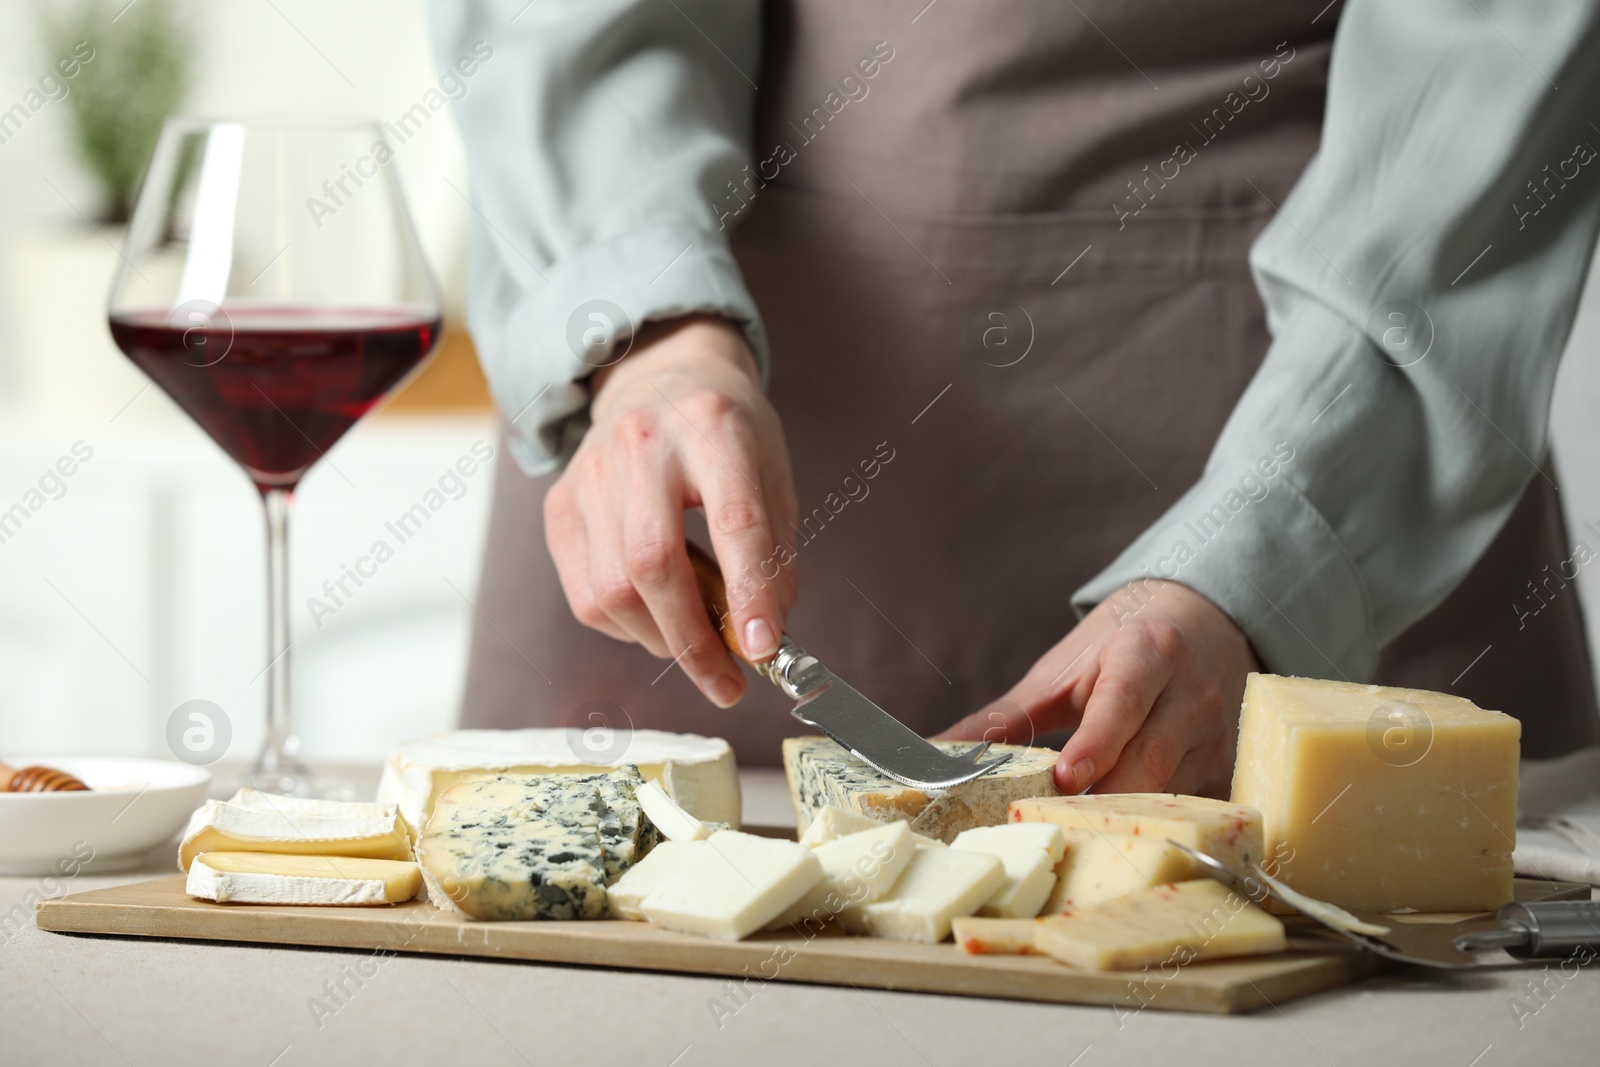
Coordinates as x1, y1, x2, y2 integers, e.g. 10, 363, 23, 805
1034, 879, 1286, 971
378, 728, 740, 830
768, 821, 917, 929
178, 790, 412, 871
416, 770, 654, 920
640, 830, 822, 940
784, 736, 1060, 843
1010, 793, 1264, 872
186, 852, 422, 905
1231, 673, 1520, 912
838, 847, 1006, 943
1045, 831, 1196, 913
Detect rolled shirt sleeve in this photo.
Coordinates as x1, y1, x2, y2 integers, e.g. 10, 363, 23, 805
1074, 0, 1600, 680
428, 0, 766, 475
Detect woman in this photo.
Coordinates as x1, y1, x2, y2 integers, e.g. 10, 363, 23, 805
431, 0, 1600, 795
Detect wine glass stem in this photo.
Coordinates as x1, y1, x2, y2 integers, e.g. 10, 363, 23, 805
254, 486, 306, 778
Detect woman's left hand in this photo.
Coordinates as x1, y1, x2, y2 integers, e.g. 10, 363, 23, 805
936, 580, 1259, 798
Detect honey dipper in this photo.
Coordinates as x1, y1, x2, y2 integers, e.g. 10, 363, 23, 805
0, 759, 90, 792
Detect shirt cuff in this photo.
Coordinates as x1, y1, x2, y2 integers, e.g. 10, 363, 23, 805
474, 222, 769, 477
1071, 465, 1382, 680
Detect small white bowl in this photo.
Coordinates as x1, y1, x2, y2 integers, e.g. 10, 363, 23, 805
0, 757, 211, 876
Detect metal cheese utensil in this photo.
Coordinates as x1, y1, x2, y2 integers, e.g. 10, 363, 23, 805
688, 543, 1012, 789
1170, 841, 1495, 969
1453, 900, 1600, 958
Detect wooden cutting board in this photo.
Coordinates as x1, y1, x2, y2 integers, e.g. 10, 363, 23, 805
36, 876, 1587, 1014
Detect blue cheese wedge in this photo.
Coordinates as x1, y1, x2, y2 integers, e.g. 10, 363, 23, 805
416, 774, 611, 920
562, 766, 660, 883
783, 737, 1061, 843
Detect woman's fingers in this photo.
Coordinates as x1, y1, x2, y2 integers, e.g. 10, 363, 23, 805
1054, 619, 1181, 793
543, 477, 629, 643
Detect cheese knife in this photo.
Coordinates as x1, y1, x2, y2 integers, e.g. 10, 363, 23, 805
687, 542, 1012, 789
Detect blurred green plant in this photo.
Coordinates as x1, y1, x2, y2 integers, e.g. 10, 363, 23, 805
44, 0, 195, 224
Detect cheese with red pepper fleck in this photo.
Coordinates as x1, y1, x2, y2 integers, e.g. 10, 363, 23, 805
1034, 879, 1285, 972
953, 916, 1042, 955
1009, 794, 1264, 874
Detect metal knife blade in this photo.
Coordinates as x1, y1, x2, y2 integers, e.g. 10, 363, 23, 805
685, 542, 1012, 789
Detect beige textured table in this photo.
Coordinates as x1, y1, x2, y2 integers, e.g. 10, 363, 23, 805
3, 767, 1597, 1067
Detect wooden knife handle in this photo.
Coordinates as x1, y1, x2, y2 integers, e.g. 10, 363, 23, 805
686, 541, 754, 665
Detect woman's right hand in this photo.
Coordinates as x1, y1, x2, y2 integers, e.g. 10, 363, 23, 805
543, 313, 800, 707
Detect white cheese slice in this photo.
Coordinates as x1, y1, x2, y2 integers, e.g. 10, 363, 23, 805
838, 847, 1006, 943
784, 737, 1059, 843
640, 830, 822, 941
178, 789, 412, 872
951, 824, 1067, 862
186, 852, 421, 905
767, 821, 917, 930
607, 840, 707, 921
635, 780, 713, 842
797, 804, 944, 850
949, 834, 1057, 919
377, 728, 740, 831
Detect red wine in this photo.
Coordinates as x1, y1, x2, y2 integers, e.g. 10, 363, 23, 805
111, 305, 440, 491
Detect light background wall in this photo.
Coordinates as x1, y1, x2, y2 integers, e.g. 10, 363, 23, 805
0, 1, 1597, 768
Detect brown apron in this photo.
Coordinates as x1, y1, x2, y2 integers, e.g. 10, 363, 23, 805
459, 1, 1599, 762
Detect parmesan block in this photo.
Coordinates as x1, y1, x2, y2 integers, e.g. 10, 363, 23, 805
178, 790, 412, 872
797, 805, 944, 850
767, 821, 917, 929
953, 916, 1041, 955
1034, 880, 1286, 971
1010, 793, 1264, 873
1231, 673, 1520, 912
186, 853, 422, 905
838, 847, 1006, 943
784, 737, 1060, 843
607, 839, 706, 921
1044, 831, 1196, 913
951, 826, 1063, 918
641, 830, 822, 940
378, 728, 740, 830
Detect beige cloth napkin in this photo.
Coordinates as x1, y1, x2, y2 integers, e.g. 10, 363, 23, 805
1516, 745, 1600, 885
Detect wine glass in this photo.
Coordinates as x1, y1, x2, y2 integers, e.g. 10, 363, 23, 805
108, 117, 442, 797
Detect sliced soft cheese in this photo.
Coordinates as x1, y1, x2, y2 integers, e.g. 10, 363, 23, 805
797, 805, 944, 850
1231, 673, 1519, 912
1045, 830, 1196, 913
953, 916, 1042, 955
784, 736, 1060, 843
951, 828, 1058, 918
636, 780, 714, 842
1010, 793, 1263, 873
607, 839, 707, 921
1034, 879, 1285, 971
416, 774, 615, 920
838, 847, 1005, 943
178, 790, 412, 872
640, 830, 822, 941
767, 821, 917, 930
378, 728, 740, 830
186, 852, 421, 905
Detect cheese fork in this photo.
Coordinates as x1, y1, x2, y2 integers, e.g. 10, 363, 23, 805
1169, 841, 1496, 969
686, 543, 1013, 790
